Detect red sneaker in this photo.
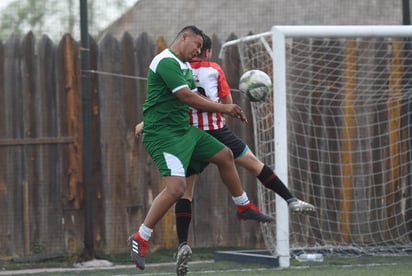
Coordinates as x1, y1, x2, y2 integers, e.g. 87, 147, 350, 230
236, 201, 274, 223
127, 232, 148, 270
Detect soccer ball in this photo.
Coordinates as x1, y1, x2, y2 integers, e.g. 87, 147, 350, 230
239, 70, 272, 102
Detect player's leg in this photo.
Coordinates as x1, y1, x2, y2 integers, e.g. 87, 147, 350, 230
129, 131, 196, 270
235, 150, 295, 202
175, 162, 207, 247
175, 174, 196, 276
200, 140, 273, 222
175, 174, 196, 245
129, 175, 186, 270
208, 126, 315, 214
235, 149, 315, 213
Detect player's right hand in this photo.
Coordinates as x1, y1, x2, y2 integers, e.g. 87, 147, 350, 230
223, 104, 248, 123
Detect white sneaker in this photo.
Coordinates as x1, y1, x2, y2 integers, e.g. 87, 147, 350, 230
289, 199, 315, 214
176, 243, 192, 276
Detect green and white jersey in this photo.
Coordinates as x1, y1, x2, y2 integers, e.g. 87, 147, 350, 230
143, 48, 197, 132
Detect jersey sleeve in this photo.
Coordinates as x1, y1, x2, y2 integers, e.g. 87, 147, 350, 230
216, 64, 231, 98
157, 58, 189, 93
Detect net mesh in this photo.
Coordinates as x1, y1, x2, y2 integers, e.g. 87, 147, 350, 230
221, 30, 412, 257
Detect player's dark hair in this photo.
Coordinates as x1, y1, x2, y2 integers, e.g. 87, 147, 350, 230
176, 25, 205, 40
200, 34, 212, 55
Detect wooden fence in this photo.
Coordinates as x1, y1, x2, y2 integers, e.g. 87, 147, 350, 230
0, 31, 261, 258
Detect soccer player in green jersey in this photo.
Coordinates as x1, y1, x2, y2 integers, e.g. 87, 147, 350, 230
128, 25, 272, 271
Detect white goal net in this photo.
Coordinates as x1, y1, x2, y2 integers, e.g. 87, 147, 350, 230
220, 26, 412, 265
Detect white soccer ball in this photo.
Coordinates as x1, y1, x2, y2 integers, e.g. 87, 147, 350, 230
239, 69, 272, 102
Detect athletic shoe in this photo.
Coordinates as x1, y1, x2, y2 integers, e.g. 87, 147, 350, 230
127, 232, 148, 270
288, 199, 315, 214
236, 201, 274, 223
176, 242, 192, 276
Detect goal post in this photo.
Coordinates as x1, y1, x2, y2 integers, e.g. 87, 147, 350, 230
220, 25, 412, 268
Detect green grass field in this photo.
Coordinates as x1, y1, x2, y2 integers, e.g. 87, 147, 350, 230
1, 248, 411, 275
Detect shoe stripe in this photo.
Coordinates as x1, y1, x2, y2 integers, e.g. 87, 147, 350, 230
132, 240, 140, 255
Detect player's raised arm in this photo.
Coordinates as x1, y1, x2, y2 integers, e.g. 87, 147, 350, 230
175, 88, 247, 123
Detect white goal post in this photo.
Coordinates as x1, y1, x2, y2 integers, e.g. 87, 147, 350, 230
220, 25, 412, 268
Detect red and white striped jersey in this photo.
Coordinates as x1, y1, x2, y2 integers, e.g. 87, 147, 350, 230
189, 59, 231, 130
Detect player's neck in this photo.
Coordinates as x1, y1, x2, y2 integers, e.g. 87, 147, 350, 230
191, 56, 208, 62
169, 46, 185, 62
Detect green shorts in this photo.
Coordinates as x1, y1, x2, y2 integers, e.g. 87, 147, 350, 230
142, 125, 225, 176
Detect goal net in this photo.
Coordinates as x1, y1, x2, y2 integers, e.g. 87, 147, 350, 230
220, 26, 412, 266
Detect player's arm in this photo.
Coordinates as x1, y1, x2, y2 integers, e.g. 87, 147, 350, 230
216, 63, 233, 105
220, 94, 233, 105
175, 88, 247, 123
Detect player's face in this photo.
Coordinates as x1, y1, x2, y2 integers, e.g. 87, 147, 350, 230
183, 33, 203, 61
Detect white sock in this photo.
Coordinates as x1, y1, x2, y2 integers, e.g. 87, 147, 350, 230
232, 192, 250, 206
138, 224, 153, 241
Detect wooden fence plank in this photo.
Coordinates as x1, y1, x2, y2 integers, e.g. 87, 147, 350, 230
120, 32, 139, 242
3, 33, 25, 256
369, 38, 390, 243
322, 39, 344, 243
288, 38, 313, 245
340, 39, 356, 243
403, 39, 412, 242
308, 38, 328, 244
0, 37, 8, 255
98, 33, 128, 251
62, 35, 83, 210
386, 39, 404, 239
21, 31, 37, 255
88, 35, 105, 249
36, 34, 62, 254
56, 34, 84, 253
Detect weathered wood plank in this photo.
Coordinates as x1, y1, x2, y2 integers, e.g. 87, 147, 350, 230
62, 34, 83, 210
21, 31, 37, 255
56, 34, 84, 254
88, 35, 105, 249
369, 38, 390, 243
0, 36, 8, 255
120, 32, 139, 242
3, 33, 25, 256
386, 39, 404, 239
321, 38, 344, 243
339, 39, 356, 242
36, 34, 62, 253
97, 33, 128, 251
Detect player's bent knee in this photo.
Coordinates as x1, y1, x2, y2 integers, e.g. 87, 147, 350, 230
164, 176, 187, 198
209, 147, 234, 165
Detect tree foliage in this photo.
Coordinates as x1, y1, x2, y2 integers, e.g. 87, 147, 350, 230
0, 0, 134, 41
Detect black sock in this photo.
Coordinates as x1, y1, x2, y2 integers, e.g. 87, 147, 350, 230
175, 198, 192, 245
257, 165, 295, 202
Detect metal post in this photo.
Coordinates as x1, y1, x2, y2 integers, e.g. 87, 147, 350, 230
272, 26, 290, 268
79, 0, 94, 260
403, 0, 411, 25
